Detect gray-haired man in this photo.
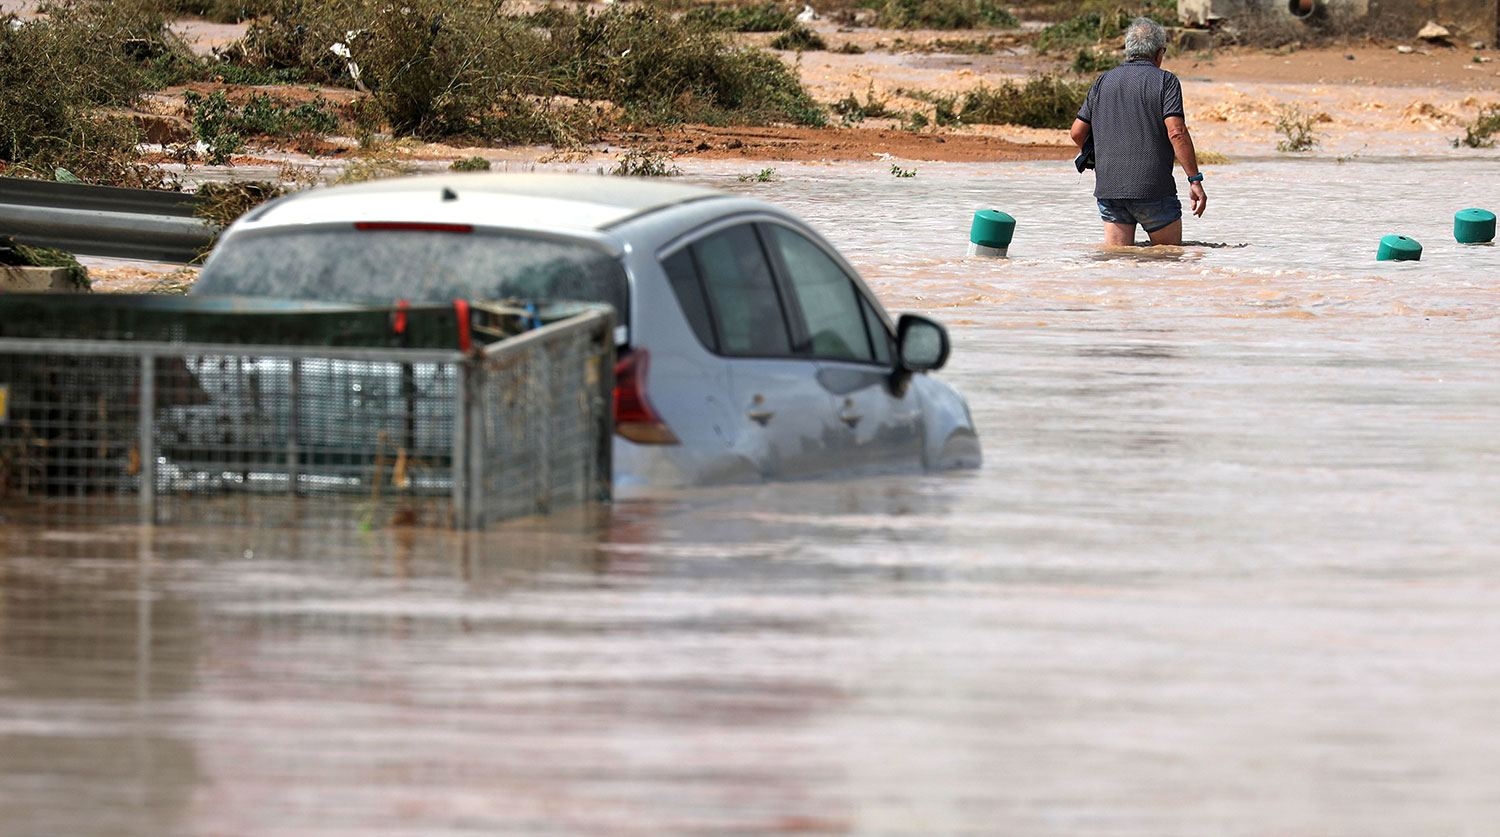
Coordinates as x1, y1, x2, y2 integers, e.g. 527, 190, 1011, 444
1070, 17, 1207, 246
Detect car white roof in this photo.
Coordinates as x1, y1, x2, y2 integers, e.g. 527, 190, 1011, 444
241, 172, 726, 232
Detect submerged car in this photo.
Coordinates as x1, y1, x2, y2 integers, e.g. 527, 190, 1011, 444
191, 173, 980, 486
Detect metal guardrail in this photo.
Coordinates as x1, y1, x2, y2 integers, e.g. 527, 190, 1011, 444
0, 177, 216, 263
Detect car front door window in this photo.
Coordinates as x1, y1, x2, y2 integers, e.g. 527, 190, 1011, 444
692, 225, 793, 357
764, 225, 875, 363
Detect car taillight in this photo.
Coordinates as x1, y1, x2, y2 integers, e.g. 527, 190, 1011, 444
354, 222, 474, 233
613, 350, 678, 445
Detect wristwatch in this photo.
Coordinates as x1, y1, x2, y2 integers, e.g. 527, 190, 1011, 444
1187, 172, 1205, 183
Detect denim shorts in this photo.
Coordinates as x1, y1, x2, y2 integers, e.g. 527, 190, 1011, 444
1097, 196, 1182, 233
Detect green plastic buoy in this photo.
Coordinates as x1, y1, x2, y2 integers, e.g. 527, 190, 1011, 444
1376, 234, 1422, 262
969, 209, 1015, 258
1454, 208, 1496, 244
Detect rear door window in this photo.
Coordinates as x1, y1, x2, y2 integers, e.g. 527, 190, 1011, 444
661, 248, 718, 352
686, 225, 794, 358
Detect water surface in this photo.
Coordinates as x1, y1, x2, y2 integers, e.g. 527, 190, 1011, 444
4, 159, 1500, 835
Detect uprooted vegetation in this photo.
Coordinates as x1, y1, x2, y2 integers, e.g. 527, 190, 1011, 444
1453, 104, 1500, 149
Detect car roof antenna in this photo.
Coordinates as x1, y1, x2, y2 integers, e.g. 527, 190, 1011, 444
441, 187, 458, 202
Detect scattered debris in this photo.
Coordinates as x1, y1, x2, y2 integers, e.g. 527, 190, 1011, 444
1416, 21, 1451, 44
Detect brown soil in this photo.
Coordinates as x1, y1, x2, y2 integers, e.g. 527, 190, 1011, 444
1176, 41, 1500, 90
599, 124, 1074, 163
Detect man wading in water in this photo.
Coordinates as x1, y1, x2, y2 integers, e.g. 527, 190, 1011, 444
1070, 17, 1207, 246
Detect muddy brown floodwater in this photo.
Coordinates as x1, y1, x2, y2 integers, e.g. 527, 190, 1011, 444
5, 152, 1500, 834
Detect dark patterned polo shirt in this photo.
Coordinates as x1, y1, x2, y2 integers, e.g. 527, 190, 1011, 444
1076, 59, 1185, 200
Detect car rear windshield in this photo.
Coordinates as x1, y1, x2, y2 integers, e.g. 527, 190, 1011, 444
195, 226, 629, 323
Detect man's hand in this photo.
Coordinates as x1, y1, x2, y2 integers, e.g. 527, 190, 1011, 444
1189, 182, 1207, 218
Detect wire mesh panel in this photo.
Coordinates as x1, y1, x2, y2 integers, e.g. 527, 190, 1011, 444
467, 311, 614, 527
0, 306, 614, 529
0, 348, 144, 524
152, 348, 463, 529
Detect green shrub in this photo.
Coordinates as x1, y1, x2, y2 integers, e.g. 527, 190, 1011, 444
232, 2, 824, 139
901, 87, 961, 126
874, 0, 1018, 29
0, 1, 186, 185
682, 1, 796, 32
1034, 3, 1175, 54
183, 90, 341, 163
770, 23, 827, 50
1453, 105, 1500, 148
1274, 104, 1319, 152
921, 36, 1004, 54
958, 74, 1088, 129
202, 62, 307, 86
450, 156, 492, 172
548, 6, 825, 127
831, 85, 892, 125
608, 149, 680, 177
1071, 47, 1119, 74
1020, 0, 1174, 24
157, 0, 279, 23
183, 90, 244, 164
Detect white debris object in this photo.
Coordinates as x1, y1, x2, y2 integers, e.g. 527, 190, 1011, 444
1417, 21, 1451, 42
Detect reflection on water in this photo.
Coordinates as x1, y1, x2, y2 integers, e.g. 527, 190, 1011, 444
4, 160, 1500, 834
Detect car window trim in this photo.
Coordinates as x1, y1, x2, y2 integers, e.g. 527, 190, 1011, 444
680, 246, 723, 353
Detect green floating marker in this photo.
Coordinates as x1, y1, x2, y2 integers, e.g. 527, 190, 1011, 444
1454, 208, 1496, 244
969, 209, 1015, 258
1376, 234, 1422, 262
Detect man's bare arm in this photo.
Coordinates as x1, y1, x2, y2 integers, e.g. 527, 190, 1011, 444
1165, 115, 1207, 218
1165, 116, 1199, 176
1070, 118, 1091, 151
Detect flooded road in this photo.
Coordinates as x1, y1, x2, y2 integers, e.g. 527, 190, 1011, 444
5, 158, 1500, 834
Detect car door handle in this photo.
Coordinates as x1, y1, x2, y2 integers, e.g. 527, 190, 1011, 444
838, 398, 861, 428
747, 408, 775, 426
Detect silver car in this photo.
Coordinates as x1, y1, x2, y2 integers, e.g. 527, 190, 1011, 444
192, 173, 981, 487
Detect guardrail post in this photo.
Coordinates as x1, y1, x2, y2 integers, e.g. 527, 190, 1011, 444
465, 359, 485, 529
137, 353, 156, 525
451, 358, 469, 529
537, 349, 552, 514
288, 358, 301, 496
596, 321, 615, 502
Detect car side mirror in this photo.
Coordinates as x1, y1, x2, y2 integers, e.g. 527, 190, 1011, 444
896, 313, 950, 372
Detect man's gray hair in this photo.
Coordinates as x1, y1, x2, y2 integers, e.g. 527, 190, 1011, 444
1123, 17, 1168, 61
